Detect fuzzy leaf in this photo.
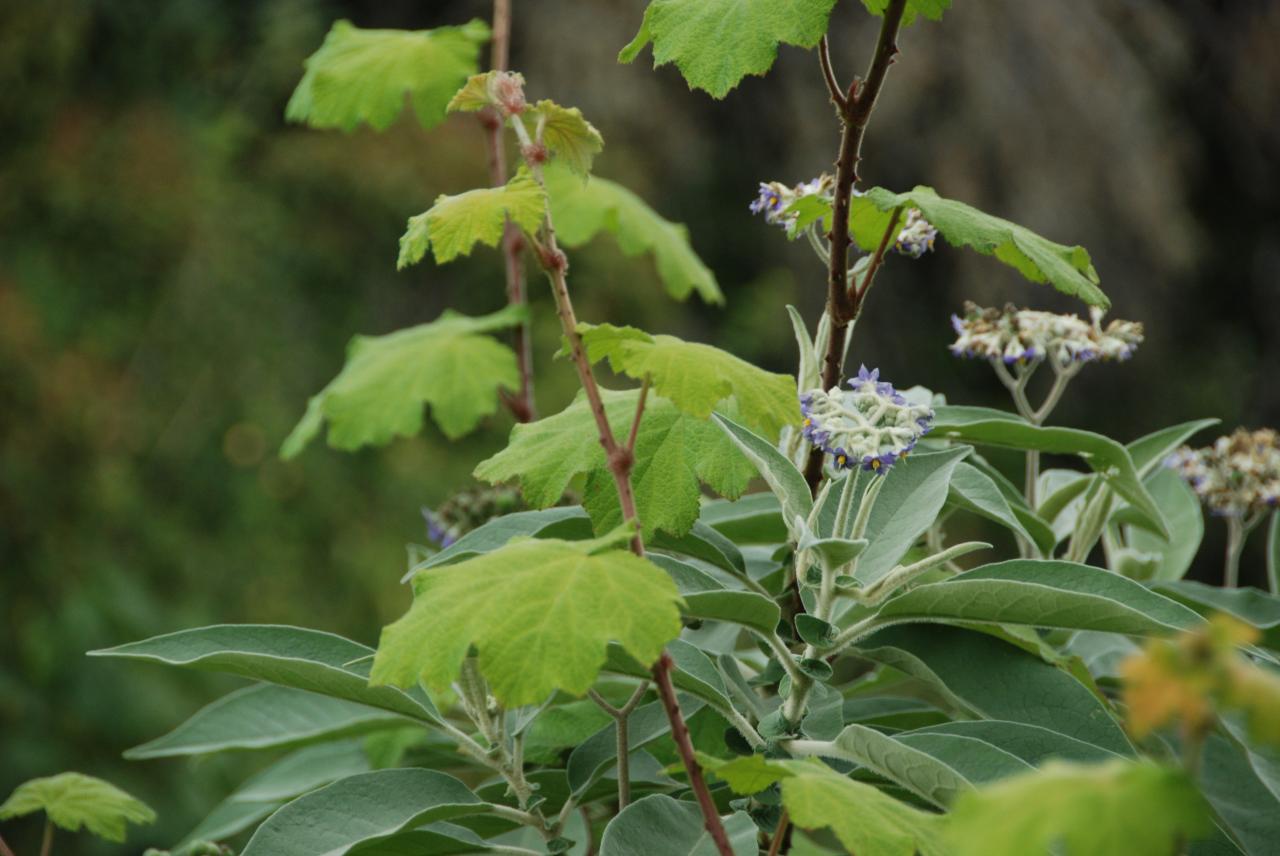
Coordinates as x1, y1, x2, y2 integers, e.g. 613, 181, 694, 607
281, 307, 523, 455
0, 773, 155, 843
529, 100, 605, 175
577, 323, 797, 435
545, 164, 722, 303
398, 169, 546, 267
707, 756, 947, 856
945, 760, 1210, 856
475, 389, 755, 537
286, 20, 490, 132
371, 534, 682, 706
620, 0, 838, 98
599, 794, 758, 856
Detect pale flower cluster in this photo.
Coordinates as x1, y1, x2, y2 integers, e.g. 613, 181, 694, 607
749, 175, 834, 227
1166, 428, 1280, 517
800, 366, 934, 473
949, 301, 1143, 365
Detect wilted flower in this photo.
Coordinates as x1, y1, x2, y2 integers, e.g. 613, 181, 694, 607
799, 365, 933, 474
1165, 428, 1280, 517
749, 175, 834, 228
949, 301, 1143, 365
423, 485, 527, 548
895, 208, 937, 258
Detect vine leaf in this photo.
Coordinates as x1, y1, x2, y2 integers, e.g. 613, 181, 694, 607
945, 760, 1210, 856
0, 773, 156, 843
860, 0, 951, 26
705, 755, 948, 856
371, 533, 683, 706
544, 164, 723, 304
855, 186, 1109, 308
619, 0, 838, 99
475, 389, 756, 537
286, 20, 490, 132
282, 306, 525, 456
528, 100, 605, 175
398, 169, 546, 268
576, 322, 797, 435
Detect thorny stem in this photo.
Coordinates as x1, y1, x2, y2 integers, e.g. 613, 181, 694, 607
588, 683, 649, 808
766, 809, 791, 856
514, 115, 733, 855
626, 375, 650, 456
481, 0, 535, 423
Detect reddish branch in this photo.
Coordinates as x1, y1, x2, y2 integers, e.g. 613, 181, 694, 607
802, 0, 910, 493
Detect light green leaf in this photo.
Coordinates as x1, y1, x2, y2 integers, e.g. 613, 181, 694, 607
947, 461, 1054, 555
281, 307, 524, 455
857, 625, 1132, 754
599, 794, 757, 856
90, 625, 440, 723
945, 760, 1210, 856
932, 406, 1165, 537
398, 169, 546, 267
371, 535, 682, 706
1123, 468, 1203, 581
860, 0, 951, 25
529, 100, 604, 175
286, 20, 490, 132
707, 756, 948, 856
853, 186, 1108, 308
872, 559, 1205, 635
545, 164, 722, 303
0, 773, 155, 843
712, 413, 811, 533
475, 389, 755, 537
1151, 581, 1280, 651
124, 684, 406, 759
579, 323, 797, 436
240, 769, 485, 856
619, 0, 838, 99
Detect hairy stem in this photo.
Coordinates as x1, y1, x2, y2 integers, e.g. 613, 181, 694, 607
589, 683, 649, 808
40, 821, 52, 856
767, 809, 791, 856
1225, 515, 1247, 589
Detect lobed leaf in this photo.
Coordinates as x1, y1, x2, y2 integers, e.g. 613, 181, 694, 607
528, 99, 605, 175
282, 306, 524, 455
619, 0, 838, 99
286, 20, 490, 132
372, 534, 683, 706
0, 773, 155, 843
398, 169, 546, 267
860, 0, 952, 25
545, 164, 722, 303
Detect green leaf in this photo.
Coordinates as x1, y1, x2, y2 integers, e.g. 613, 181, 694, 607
180, 801, 280, 850
650, 521, 748, 575
699, 494, 788, 544
809, 723, 986, 807
407, 507, 594, 578
286, 20, 490, 132
932, 406, 1165, 537
579, 323, 797, 437
371, 534, 682, 706
1123, 469, 1204, 581
282, 306, 525, 454
1269, 512, 1280, 595
1200, 733, 1280, 856
604, 641, 735, 712
1126, 418, 1220, 477
872, 559, 1205, 635
712, 413, 811, 534
91, 625, 441, 723
860, 0, 951, 25
947, 461, 1055, 555
599, 794, 758, 855
124, 684, 406, 759
545, 164, 722, 303
233, 741, 372, 804
529, 100, 605, 175
398, 169, 546, 267
857, 624, 1132, 754
619, 0, 838, 99
567, 695, 705, 797
240, 769, 485, 856
855, 186, 1109, 308
682, 589, 781, 637
1150, 581, 1280, 651
945, 760, 1210, 856
707, 756, 948, 855
0, 773, 155, 843
909, 720, 1120, 766
475, 389, 755, 537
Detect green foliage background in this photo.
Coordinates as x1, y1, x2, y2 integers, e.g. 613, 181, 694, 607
1, 0, 1277, 852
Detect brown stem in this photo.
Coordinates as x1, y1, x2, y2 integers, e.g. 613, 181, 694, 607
482, 0, 535, 423
0, 833, 16, 856
818, 36, 845, 110
626, 375, 650, 455
654, 654, 735, 856
766, 809, 791, 856
39, 821, 52, 856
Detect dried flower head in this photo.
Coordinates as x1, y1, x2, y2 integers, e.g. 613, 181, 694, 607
1165, 428, 1280, 517
749, 175, 834, 228
895, 208, 938, 258
800, 365, 934, 474
423, 485, 527, 548
949, 301, 1143, 365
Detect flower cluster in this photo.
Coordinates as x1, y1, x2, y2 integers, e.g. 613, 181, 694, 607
800, 365, 934, 474
949, 301, 1144, 365
1165, 428, 1280, 517
423, 485, 527, 548
895, 208, 938, 258
749, 175, 833, 228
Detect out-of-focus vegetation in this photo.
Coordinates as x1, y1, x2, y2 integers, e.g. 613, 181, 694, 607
1, 0, 1277, 852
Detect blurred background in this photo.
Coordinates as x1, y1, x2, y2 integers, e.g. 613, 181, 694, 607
1, 0, 1277, 851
